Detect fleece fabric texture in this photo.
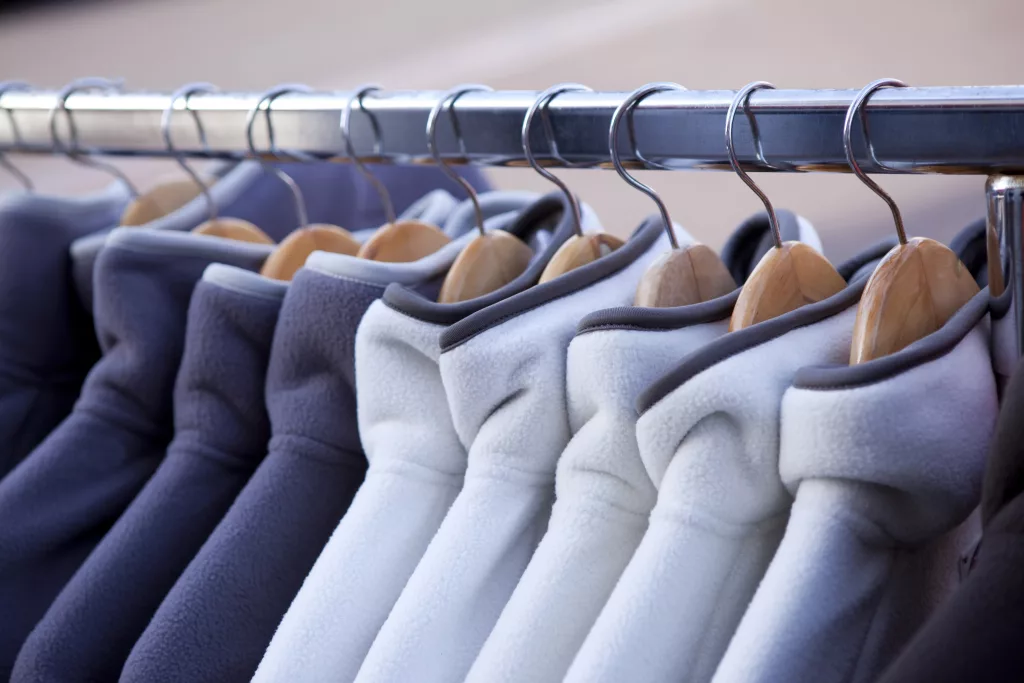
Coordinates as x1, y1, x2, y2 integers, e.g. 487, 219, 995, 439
121, 192, 537, 683
464, 211, 821, 683
562, 240, 894, 683
711, 292, 995, 683
70, 161, 489, 312
251, 191, 590, 683
11, 265, 288, 683
0, 228, 274, 680
0, 183, 129, 477
352, 215, 674, 683
876, 356, 1024, 683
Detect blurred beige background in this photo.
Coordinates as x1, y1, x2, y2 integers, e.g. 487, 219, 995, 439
0, 0, 1015, 258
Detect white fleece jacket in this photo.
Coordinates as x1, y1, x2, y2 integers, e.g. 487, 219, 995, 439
251, 193, 603, 683
249, 193, 543, 683
465, 214, 825, 683
352, 217, 677, 683
564, 253, 886, 683
710, 292, 996, 683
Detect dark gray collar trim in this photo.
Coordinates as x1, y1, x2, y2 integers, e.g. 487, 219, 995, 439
574, 209, 870, 337
575, 290, 740, 336
633, 239, 895, 416
381, 191, 575, 326
440, 215, 666, 353
793, 288, 991, 391
636, 277, 867, 415
720, 209, 802, 283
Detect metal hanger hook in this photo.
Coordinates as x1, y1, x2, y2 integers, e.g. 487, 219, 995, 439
609, 82, 685, 249
0, 81, 34, 192
725, 81, 782, 248
522, 83, 592, 238
341, 85, 395, 225
162, 83, 219, 222
427, 84, 492, 237
245, 84, 315, 229
843, 78, 908, 245
49, 77, 139, 196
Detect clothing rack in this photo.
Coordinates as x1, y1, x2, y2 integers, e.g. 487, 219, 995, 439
1, 85, 1023, 351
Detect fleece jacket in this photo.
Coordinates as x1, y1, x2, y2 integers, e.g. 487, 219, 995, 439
0, 228, 277, 680
0, 183, 129, 477
6, 185, 462, 683
464, 211, 822, 683
352, 214, 676, 683
876, 348, 1024, 683
119, 192, 538, 683
710, 290, 995, 683
250, 191, 596, 683
10, 264, 288, 683
562, 239, 896, 683
70, 161, 489, 312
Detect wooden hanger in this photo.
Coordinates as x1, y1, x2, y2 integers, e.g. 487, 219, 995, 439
608, 83, 737, 307
496, 83, 624, 286
538, 232, 625, 284
245, 85, 361, 281
635, 244, 737, 307
849, 237, 978, 362
434, 85, 539, 302
192, 217, 273, 244
141, 83, 276, 248
120, 174, 215, 226
357, 219, 451, 262
252, 165, 360, 281
726, 82, 845, 331
438, 231, 534, 302
337, 85, 452, 264
117, 84, 226, 227
730, 241, 846, 330
845, 80, 979, 363
260, 225, 359, 280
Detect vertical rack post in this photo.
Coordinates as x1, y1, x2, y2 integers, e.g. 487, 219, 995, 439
987, 175, 1024, 359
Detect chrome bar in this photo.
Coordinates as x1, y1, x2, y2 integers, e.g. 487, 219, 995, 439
2, 87, 1024, 172
988, 175, 1024, 358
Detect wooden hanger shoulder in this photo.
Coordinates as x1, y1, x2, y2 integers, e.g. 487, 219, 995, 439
729, 241, 845, 332
538, 233, 625, 284
438, 231, 533, 303
356, 220, 451, 263
260, 224, 360, 281
849, 236, 979, 364
634, 243, 737, 308
120, 177, 210, 227
192, 217, 274, 244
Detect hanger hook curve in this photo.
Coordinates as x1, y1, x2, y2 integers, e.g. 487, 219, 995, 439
427, 84, 491, 237
341, 85, 395, 225
725, 81, 781, 248
609, 82, 685, 249
522, 83, 591, 238
0, 81, 34, 192
245, 84, 315, 229
843, 78, 908, 245
162, 82, 219, 222
49, 77, 139, 196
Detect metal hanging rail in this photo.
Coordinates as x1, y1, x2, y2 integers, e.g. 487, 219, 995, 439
1, 84, 1023, 360
2, 86, 1024, 173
